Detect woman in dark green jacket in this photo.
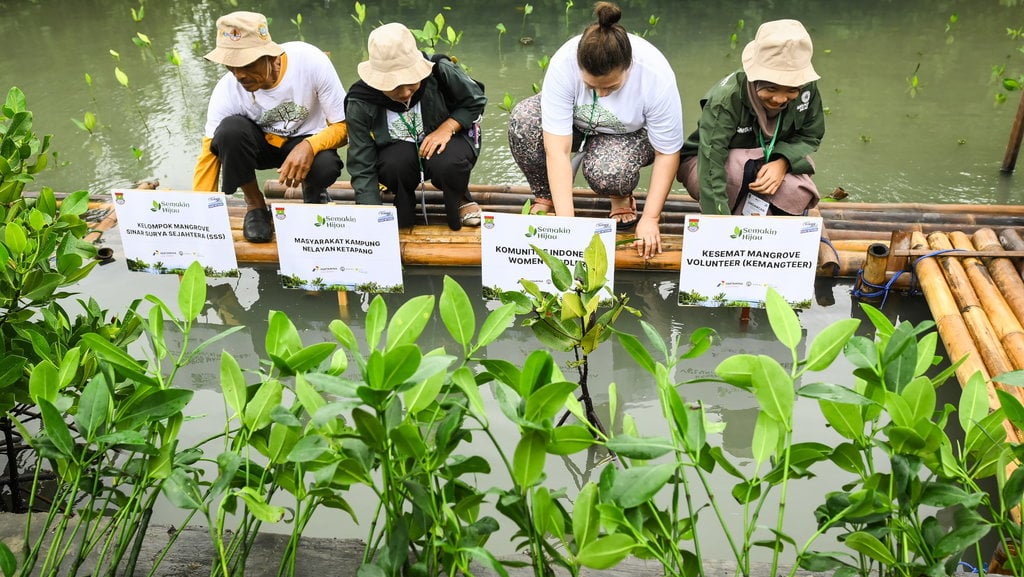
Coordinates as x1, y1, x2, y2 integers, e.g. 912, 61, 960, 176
678, 19, 824, 216
346, 22, 486, 229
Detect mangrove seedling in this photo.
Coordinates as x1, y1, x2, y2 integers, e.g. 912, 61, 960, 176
71, 111, 97, 134
496, 22, 506, 59
729, 19, 745, 50
564, 0, 574, 32
520, 3, 533, 44
352, 1, 367, 57
291, 12, 304, 41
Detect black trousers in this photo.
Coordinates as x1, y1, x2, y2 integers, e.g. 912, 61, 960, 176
210, 115, 343, 204
376, 136, 476, 229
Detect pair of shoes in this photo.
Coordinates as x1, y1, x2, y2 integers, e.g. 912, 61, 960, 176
459, 202, 482, 227
529, 197, 554, 215
243, 208, 273, 243
609, 196, 638, 231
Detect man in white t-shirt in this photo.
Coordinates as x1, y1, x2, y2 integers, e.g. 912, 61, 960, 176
193, 11, 348, 243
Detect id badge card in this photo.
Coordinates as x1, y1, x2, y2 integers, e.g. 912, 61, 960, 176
741, 193, 770, 216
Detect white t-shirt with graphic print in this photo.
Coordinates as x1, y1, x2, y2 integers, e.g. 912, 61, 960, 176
385, 104, 424, 143
540, 33, 683, 154
203, 41, 347, 139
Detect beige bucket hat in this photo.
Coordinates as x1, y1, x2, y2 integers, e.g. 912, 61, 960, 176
204, 11, 284, 67
358, 23, 434, 92
742, 19, 819, 87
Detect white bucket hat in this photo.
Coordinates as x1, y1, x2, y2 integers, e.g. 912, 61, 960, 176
204, 11, 284, 68
742, 19, 819, 87
358, 23, 435, 92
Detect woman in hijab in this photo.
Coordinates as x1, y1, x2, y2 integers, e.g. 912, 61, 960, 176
678, 19, 824, 216
346, 22, 486, 229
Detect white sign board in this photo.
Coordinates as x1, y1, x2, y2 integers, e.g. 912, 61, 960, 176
480, 212, 616, 299
271, 203, 403, 293
678, 215, 822, 308
112, 189, 238, 277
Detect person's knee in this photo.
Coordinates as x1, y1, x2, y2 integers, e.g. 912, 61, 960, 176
583, 162, 640, 195
306, 151, 343, 187
211, 115, 257, 147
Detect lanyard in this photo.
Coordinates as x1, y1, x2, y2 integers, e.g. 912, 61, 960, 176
397, 111, 422, 143
757, 115, 781, 160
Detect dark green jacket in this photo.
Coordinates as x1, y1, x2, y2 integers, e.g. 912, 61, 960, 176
345, 58, 487, 204
681, 70, 824, 215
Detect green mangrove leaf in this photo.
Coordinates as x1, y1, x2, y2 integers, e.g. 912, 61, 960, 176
288, 434, 329, 463
329, 319, 359, 352
463, 548, 510, 577
608, 463, 675, 508
352, 408, 387, 450
477, 302, 516, 348
996, 389, 1024, 431
714, 354, 758, 390
882, 323, 918, 392
0, 356, 26, 390
797, 382, 873, 405
560, 291, 585, 320
933, 520, 991, 559
547, 424, 594, 455
752, 411, 781, 467
919, 482, 982, 508
0, 540, 16, 577
577, 533, 635, 569
381, 344, 421, 389
452, 366, 488, 424
220, 351, 247, 417
615, 330, 656, 375
915, 331, 939, 376
573, 482, 600, 549
531, 316, 579, 351
404, 363, 445, 414
844, 336, 877, 371
829, 442, 865, 475
267, 422, 300, 464
365, 296, 386, 350
901, 375, 935, 425
531, 486, 562, 539
819, 400, 865, 441
39, 398, 74, 457
177, 261, 206, 322
391, 423, 427, 460
235, 486, 285, 523
387, 294, 434, 349
639, 319, 669, 360
75, 376, 110, 442
531, 244, 572, 291
805, 318, 860, 371
752, 355, 794, 428
440, 276, 474, 347
605, 434, 674, 460
284, 342, 336, 374
766, 287, 801, 350
1002, 466, 1024, 509
512, 430, 547, 488
520, 350, 555, 396
243, 379, 282, 431
266, 310, 302, 360
122, 388, 194, 424
859, 302, 895, 338
958, 371, 989, 435
4, 222, 27, 256
584, 234, 607, 291
28, 359, 58, 404
162, 469, 204, 510
524, 381, 576, 424
844, 531, 896, 565
884, 390, 915, 428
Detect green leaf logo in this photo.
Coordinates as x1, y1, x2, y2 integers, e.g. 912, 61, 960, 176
314, 215, 325, 227
524, 225, 536, 238
150, 201, 161, 212
730, 226, 742, 239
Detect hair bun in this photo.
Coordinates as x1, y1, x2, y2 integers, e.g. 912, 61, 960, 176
594, 1, 622, 28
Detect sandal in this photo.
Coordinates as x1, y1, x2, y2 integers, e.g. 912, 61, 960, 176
609, 196, 639, 231
529, 197, 554, 215
459, 202, 482, 227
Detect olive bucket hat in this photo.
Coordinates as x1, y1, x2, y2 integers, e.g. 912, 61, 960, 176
204, 11, 284, 67
742, 19, 819, 87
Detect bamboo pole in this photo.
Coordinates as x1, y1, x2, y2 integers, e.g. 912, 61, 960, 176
910, 232, 1022, 446
973, 228, 1024, 331
853, 243, 891, 302
927, 232, 1015, 378
998, 228, 1024, 277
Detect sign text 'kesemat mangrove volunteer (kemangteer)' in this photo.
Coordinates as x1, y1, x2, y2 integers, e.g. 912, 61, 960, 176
678, 214, 823, 308
111, 189, 239, 277
480, 212, 616, 296
271, 204, 404, 293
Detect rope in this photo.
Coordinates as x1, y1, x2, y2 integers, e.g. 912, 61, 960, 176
850, 248, 962, 307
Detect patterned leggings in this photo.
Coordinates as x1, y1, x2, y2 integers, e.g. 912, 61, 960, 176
507, 94, 655, 199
